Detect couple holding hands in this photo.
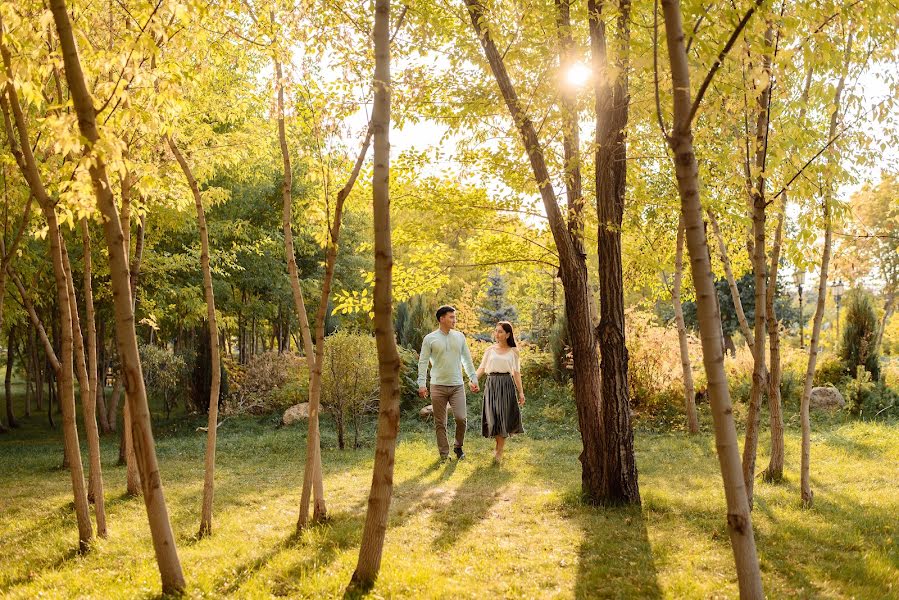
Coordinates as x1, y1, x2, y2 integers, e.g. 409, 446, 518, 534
417, 305, 525, 464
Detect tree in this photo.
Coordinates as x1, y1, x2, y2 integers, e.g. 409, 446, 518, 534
478, 269, 518, 327
463, 0, 639, 505
167, 136, 222, 538
48, 0, 185, 590
658, 0, 764, 595
350, 0, 402, 586
673, 217, 699, 433
839, 288, 880, 380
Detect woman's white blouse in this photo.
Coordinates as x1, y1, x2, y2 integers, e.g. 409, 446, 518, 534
479, 346, 521, 374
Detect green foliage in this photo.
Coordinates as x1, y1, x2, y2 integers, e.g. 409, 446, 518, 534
478, 268, 518, 328
395, 295, 436, 351
814, 355, 848, 388
321, 331, 379, 449
681, 273, 800, 341
845, 366, 875, 417
139, 343, 188, 419
839, 288, 881, 381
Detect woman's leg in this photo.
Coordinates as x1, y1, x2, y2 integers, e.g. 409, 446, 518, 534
494, 435, 506, 460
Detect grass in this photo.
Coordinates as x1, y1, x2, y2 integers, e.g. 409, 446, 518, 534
0, 380, 897, 599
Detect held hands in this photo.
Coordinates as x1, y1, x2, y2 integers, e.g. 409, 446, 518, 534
469, 381, 480, 393
418, 387, 429, 398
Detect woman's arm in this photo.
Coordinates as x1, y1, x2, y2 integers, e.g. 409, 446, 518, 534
476, 347, 489, 379
512, 349, 524, 405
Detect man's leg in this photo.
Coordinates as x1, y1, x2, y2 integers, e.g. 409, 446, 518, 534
431, 385, 450, 458
447, 385, 467, 456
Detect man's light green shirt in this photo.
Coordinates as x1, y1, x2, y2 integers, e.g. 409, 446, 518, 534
417, 329, 478, 388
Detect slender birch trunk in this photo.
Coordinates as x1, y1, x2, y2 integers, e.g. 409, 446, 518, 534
660, 0, 763, 595
674, 216, 700, 433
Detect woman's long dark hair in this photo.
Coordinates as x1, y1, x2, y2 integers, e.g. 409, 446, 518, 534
498, 321, 517, 347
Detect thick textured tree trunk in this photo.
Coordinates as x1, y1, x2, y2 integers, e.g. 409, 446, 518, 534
763, 212, 785, 482
707, 210, 754, 351
273, 58, 327, 529
741, 24, 774, 509
800, 30, 850, 508
61, 242, 107, 537
660, 0, 763, 596
350, 0, 401, 586
49, 0, 185, 591
167, 136, 221, 538
590, 0, 640, 504
674, 217, 700, 433
465, 0, 609, 504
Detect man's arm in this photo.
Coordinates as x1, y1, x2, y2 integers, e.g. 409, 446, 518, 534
417, 335, 432, 389
460, 335, 479, 389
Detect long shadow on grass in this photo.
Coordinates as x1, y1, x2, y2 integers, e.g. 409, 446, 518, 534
572, 500, 662, 599
753, 477, 899, 597
431, 463, 513, 551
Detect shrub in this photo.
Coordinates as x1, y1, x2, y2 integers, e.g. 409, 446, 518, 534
839, 288, 881, 380
139, 343, 188, 418
226, 351, 307, 414
625, 309, 697, 411
814, 354, 847, 388
845, 366, 874, 416
321, 331, 379, 449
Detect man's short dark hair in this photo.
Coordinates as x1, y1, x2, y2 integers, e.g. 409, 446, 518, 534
435, 305, 456, 321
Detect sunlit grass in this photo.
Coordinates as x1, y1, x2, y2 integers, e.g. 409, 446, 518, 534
0, 382, 896, 598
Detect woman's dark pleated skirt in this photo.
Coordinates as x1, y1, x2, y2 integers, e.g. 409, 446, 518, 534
481, 373, 524, 438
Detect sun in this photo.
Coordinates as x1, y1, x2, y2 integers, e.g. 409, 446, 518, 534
565, 62, 592, 88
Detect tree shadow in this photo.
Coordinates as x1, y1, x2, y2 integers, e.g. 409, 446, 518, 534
573, 501, 662, 599
430, 463, 513, 551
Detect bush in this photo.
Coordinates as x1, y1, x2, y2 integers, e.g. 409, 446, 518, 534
839, 288, 881, 380
845, 366, 875, 416
139, 343, 188, 418
226, 352, 307, 414
321, 331, 379, 449
625, 309, 697, 411
814, 354, 847, 388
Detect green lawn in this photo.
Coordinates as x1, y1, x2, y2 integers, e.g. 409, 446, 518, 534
0, 383, 897, 599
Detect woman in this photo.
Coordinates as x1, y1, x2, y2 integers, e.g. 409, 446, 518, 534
476, 321, 525, 463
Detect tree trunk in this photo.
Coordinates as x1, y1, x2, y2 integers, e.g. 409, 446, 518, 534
875, 293, 894, 352
81, 219, 103, 434
660, 0, 763, 595
674, 216, 700, 433
589, 0, 640, 504
61, 241, 107, 537
33, 328, 44, 411
350, 0, 402, 586
707, 210, 754, 351
740, 23, 774, 509
46, 219, 93, 553
273, 57, 328, 530
2, 34, 93, 553
49, 0, 185, 590
800, 28, 851, 508
763, 211, 785, 482
5, 326, 16, 429
167, 136, 221, 538
95, 318, 111, 433
465, 0, 612, 505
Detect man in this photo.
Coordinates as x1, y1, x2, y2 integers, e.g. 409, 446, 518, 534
418, 305, 479, 460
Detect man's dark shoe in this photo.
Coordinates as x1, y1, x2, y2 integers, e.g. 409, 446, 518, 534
454, 447, 465, 460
